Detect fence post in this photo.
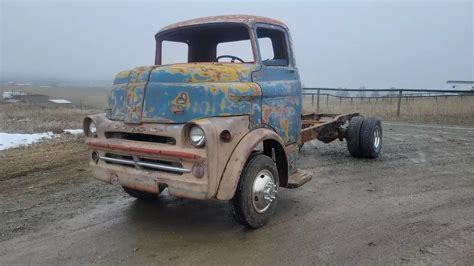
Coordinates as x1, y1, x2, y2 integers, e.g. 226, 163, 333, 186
311, 93, 314, 108
316, 89, 320, 113
397, 90, 402, 117
339, 97, 342, 103
351, 98, 353, 105
326, 94, 329, 107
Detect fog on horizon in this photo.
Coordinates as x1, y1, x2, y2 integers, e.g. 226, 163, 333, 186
1, 0, 473, 89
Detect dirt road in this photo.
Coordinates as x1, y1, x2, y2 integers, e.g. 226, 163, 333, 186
1, 123, 473, 265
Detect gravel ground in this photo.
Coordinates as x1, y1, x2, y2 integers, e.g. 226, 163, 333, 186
0, 122, 473, 265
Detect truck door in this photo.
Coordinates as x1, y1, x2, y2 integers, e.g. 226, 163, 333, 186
252, 24, 301, 144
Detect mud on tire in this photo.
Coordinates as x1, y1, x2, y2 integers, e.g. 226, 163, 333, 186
231, 154, 279, 229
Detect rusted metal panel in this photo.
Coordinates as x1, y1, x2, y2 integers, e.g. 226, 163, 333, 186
287, 169, 312, 188
300, 113, 359, 143
216, 128, 287, 200
86, 114, 252, 200
285, 143, 299, 175
253, 66, 301, 144
107, 63, 262, 127
107, 67, 153, 123
158, 15, 288, 35
124, 67, 154, 124
86, 139, 202, 160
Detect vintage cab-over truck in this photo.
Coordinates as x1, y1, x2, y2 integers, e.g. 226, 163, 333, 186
84, 15, 382, 228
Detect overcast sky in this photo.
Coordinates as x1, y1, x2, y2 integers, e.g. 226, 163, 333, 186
1, 0, 473, 88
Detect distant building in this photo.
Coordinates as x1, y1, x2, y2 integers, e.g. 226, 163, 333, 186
446, 80, 474, 90
1, 91, 73, 107
3, 91, 27, 99
49, 99, 73, 107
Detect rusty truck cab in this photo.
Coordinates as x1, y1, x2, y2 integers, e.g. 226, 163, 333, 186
85, 15, 382, 228
85, 16, 305, 223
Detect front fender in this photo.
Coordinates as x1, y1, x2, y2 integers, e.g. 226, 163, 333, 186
216, 128, 287, 200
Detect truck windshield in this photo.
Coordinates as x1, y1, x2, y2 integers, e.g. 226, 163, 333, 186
156, 23, 255, 65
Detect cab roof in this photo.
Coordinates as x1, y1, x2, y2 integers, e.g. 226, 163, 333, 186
158, 15, 288, 35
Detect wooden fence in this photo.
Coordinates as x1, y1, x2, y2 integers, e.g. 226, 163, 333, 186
302, 88, 474, 116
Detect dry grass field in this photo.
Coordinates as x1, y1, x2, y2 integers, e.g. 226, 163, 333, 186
0, 104, 99, 134
303, 95, 474, 126
0, 85, 106, 133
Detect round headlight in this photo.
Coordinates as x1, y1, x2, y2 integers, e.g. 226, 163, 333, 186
84, 118, 97, 138
189, 125, 205, 147
89, 122, 97, 137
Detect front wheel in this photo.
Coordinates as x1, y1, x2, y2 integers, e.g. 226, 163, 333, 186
231, 154, 279, 229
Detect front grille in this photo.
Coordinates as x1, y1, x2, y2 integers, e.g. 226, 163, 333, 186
102, 153, 188, 175
105, 132, 176, 145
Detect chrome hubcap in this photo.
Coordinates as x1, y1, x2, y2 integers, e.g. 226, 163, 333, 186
374, 126, 381, 149
252, 169, 277, 213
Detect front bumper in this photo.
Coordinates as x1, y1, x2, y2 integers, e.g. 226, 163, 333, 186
88, 138, 209, 199
85, 114, 249, 200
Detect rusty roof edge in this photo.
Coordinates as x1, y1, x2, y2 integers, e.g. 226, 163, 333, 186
157, 15, 288, 35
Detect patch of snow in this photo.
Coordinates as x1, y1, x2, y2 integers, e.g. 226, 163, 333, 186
64, 129, 83, 135
3, 91, 27, 99
49, 99, 72, 104
0, 132, 54, 151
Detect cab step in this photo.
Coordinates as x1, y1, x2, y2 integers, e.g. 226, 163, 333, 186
287, 169, 313, 188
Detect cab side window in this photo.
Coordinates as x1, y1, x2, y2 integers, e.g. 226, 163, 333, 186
257, 27, 290, 66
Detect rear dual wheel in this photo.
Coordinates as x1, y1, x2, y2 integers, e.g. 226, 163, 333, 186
346, 116, 382, 158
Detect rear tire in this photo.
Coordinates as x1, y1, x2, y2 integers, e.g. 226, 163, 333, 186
360, 117, 382, 158
346, 116, 364, 157
231, 154, 279, 229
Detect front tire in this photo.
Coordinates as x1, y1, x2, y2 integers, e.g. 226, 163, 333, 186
231, 154, 279, 229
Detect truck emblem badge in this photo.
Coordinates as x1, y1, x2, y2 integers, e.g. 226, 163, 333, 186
176, 92, 188, 104
171, 92, 189, 113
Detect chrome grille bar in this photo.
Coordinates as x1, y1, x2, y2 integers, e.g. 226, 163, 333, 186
99, 155, 190, 173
